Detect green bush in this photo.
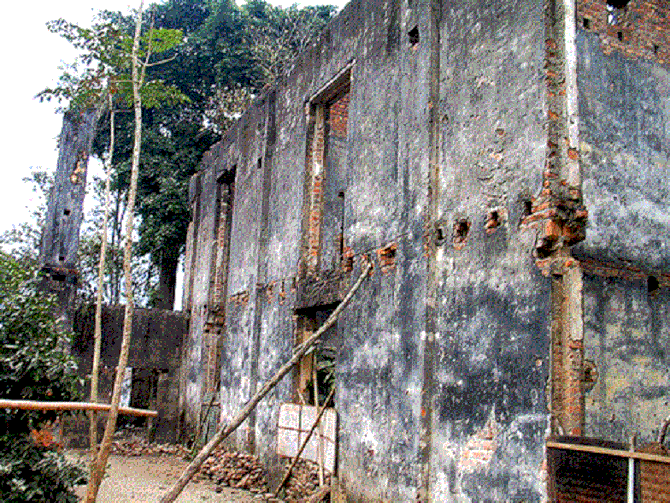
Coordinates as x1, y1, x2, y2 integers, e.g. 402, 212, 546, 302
0, 251, 87, 502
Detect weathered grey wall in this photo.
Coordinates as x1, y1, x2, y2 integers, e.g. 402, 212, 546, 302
574, 7, 670, 446
431, 0, 550, 500
583, 272, 670, 444
182, 0, 670, 501
575, 32, 670, 272
184, 0, 553, 499
70, 306, 187, 444
39, 109, 99, 329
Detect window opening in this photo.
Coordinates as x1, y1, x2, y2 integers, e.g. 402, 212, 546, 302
205, 167, 236, 394
303, 69, 351, 274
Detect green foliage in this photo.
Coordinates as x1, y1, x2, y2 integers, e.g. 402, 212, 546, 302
38, 12, 188, 112
41, 0, 335, 307
0, 168, 53, 265
0, 252, 86, 502
0, 438, 87, 503
242, 0, 335, 85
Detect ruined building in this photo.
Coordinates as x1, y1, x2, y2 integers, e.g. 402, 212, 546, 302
194, 0, 669, 500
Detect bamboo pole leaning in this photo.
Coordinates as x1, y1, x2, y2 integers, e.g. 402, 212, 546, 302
158, 260, 372, 503
0, 399, 157, 418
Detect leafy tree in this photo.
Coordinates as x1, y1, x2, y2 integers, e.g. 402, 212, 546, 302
84, 4, 186, 500
0, 168, 53, 265
242, 0, 335, 85
0, 251, 86, 502
92, 0, 335, 310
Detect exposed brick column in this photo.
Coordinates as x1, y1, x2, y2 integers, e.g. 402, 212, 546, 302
520, 0, 590, 437
305, 105, 326, 273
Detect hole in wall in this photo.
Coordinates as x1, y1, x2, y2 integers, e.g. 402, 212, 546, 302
607, 0, 630, 9
408, 26, 419, 47
63, 209, 71, 216
582, 360, 599, 392
617, 31, 623, 41
520, 200, 533, 225
52, 272, 66, 282
583, 18, 590, 30
59, 255, 66, 262
485, 210, 501, 233
452, 219, 470, 248
257, 158, 262, 170
648, 276, 660, 294
653, 44, 659, 55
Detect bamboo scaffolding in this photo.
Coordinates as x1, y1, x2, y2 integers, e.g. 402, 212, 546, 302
0, 399, 157, 418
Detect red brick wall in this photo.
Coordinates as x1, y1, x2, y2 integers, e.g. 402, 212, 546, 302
329, 91, 349, 139
303, 91, 350, 273
578, 0, 670, 67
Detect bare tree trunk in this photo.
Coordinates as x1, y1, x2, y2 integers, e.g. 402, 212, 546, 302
110, 189, 122, 304
89, 93, 115, 464
158, 261, 372, 503
84, 5, 145, 500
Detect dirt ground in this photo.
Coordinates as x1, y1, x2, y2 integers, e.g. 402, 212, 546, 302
68, 451, 261, 503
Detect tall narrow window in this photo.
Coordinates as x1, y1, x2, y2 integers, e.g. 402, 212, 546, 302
204, 167, 236, 394
302, 69, 351, 274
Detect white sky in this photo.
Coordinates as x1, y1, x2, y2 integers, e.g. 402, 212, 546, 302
0, 0, 346, 236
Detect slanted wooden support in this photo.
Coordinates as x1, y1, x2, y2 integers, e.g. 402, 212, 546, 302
0, 399, 158, 418
159, 261, 372, 503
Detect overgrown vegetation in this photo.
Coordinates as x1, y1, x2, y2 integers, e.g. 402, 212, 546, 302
42, 0, 335, 309
0, 252, 86, 502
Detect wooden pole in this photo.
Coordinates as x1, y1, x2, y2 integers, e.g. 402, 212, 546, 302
274, 387, 335, 497
158, 261, 372, 503
90, 92, 116, 462
546, 440, 670, 464
0, 399, 157, 417
313, 362, 324, 487
85, 5, 148, 501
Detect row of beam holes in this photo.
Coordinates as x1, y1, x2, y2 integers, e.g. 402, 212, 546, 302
435, 200, 533, 246
437, 203, 663, 295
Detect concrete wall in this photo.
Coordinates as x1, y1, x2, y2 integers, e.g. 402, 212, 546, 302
429, 0, 551, 500
574, 0, 670, 446
69, 306, 187, 445
182, 0, 670, 501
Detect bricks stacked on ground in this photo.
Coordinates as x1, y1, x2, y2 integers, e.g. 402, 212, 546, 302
195, 448, 268, 493
282, 460, 330, 502
110, 439, 190, 457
